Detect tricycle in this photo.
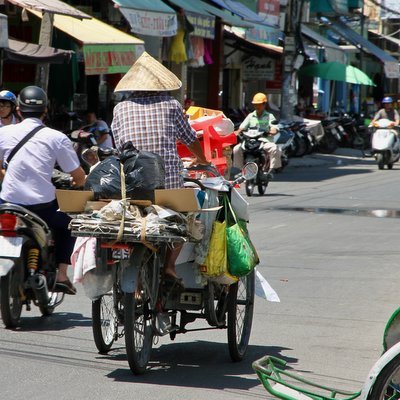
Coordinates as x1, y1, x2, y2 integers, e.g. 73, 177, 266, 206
252, 306, 400, 399
70, 163, 258, 374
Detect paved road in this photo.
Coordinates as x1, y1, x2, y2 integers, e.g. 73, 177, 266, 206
1, 153, 400, 400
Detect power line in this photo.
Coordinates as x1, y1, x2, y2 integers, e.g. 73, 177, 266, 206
367, 0, 400, 17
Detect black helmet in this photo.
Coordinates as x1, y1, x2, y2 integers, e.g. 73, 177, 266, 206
18, 85, 47, 113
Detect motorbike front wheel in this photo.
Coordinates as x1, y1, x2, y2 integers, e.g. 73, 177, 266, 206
377, 153, 385, 170
245, 180, 255, 197
367, 353, 400, 399
0, 262, 24, 328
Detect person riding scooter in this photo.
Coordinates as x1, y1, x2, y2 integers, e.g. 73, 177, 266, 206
233, 92, 281, 180
0, 90, 19, 127
371, 96, 399, 130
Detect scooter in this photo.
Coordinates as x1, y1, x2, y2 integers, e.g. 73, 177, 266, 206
252, 306, 400, 399
0, 203, 65, 328
239, 128, 270, 196
371, 118, 400, 170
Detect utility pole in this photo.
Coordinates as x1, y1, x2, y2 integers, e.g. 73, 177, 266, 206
280, 0, 304, 122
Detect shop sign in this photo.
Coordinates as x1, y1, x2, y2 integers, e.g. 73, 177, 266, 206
83, 44, 145, 75
186, 11, 215, 39
119, 7, 177, 37
258, 0, 280, 27
246, 24, 280, 46
243, 57, 275, 80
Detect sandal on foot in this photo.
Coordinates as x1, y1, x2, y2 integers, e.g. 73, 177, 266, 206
55, 279, 77, 295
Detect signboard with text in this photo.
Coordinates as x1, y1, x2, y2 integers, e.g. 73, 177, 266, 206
243, 57, 275, 80
186, 11, 215, 39
83, 44, 145, 75
119, 7, 177, 37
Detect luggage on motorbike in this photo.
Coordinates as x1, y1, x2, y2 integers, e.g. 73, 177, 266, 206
85, 141, 165, 201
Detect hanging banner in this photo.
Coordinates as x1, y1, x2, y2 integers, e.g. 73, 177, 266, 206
119, 7, 177, 37
186, 11, 215, 39
83, 44, 145, 75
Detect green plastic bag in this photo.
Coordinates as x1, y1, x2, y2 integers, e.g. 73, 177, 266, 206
224, 196, 259, 277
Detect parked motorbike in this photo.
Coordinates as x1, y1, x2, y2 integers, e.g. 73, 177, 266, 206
0, 201, 65, 328
239, 128, 271, 196
371, 118, 400, 170
273, 125, 295, 172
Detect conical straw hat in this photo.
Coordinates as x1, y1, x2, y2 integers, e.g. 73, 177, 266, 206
114, 51, 182, 92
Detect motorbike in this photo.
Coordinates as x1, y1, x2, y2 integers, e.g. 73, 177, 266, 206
252, 305, 400, 399
0, 199, 65, 328
273, 125, 295, 172
239, 128, 271, 196
371, 118, 400, 170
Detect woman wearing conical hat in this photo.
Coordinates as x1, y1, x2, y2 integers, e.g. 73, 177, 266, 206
111, 51, 210, 287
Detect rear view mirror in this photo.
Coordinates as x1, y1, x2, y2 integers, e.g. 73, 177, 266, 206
242, 162, 258, 180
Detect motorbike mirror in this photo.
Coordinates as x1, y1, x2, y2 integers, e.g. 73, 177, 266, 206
242, 162, 258, 180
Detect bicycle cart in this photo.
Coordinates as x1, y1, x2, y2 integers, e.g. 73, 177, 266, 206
70, 165, 257, 374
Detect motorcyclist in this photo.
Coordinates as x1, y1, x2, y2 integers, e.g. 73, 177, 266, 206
371, 96, 400, 129
82, 110, 114, 149
0, 90, 19, 127
0, 85, 86, 294
233, 92, 282, 180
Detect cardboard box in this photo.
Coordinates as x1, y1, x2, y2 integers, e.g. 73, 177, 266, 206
56, 189, 94, 212
186, 106, 223, 120
155, 188, 200, 212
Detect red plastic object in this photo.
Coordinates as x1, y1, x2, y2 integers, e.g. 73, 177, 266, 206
177, 115, 237, 175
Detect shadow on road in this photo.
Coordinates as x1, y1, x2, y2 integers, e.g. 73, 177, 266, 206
276, 166, 374, 183
105, 340, 297, 391
12, 312, 92, 331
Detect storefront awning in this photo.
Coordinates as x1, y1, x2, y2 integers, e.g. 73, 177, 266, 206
301, 24, 346, 63
209, 0, 265, 24
330, 20, 400, 78
198, 1, 254, 29
224, 28, 282, 58
112, 0, 178, 37
29, 10, 144, 75
7, 0, 91, 19
4, 38, 73, 64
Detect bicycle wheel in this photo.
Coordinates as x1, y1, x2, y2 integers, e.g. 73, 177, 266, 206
227, 270, 255, 361
92, 290, 116, 354
367, 353, 400, 399
124, 247, 160, 374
